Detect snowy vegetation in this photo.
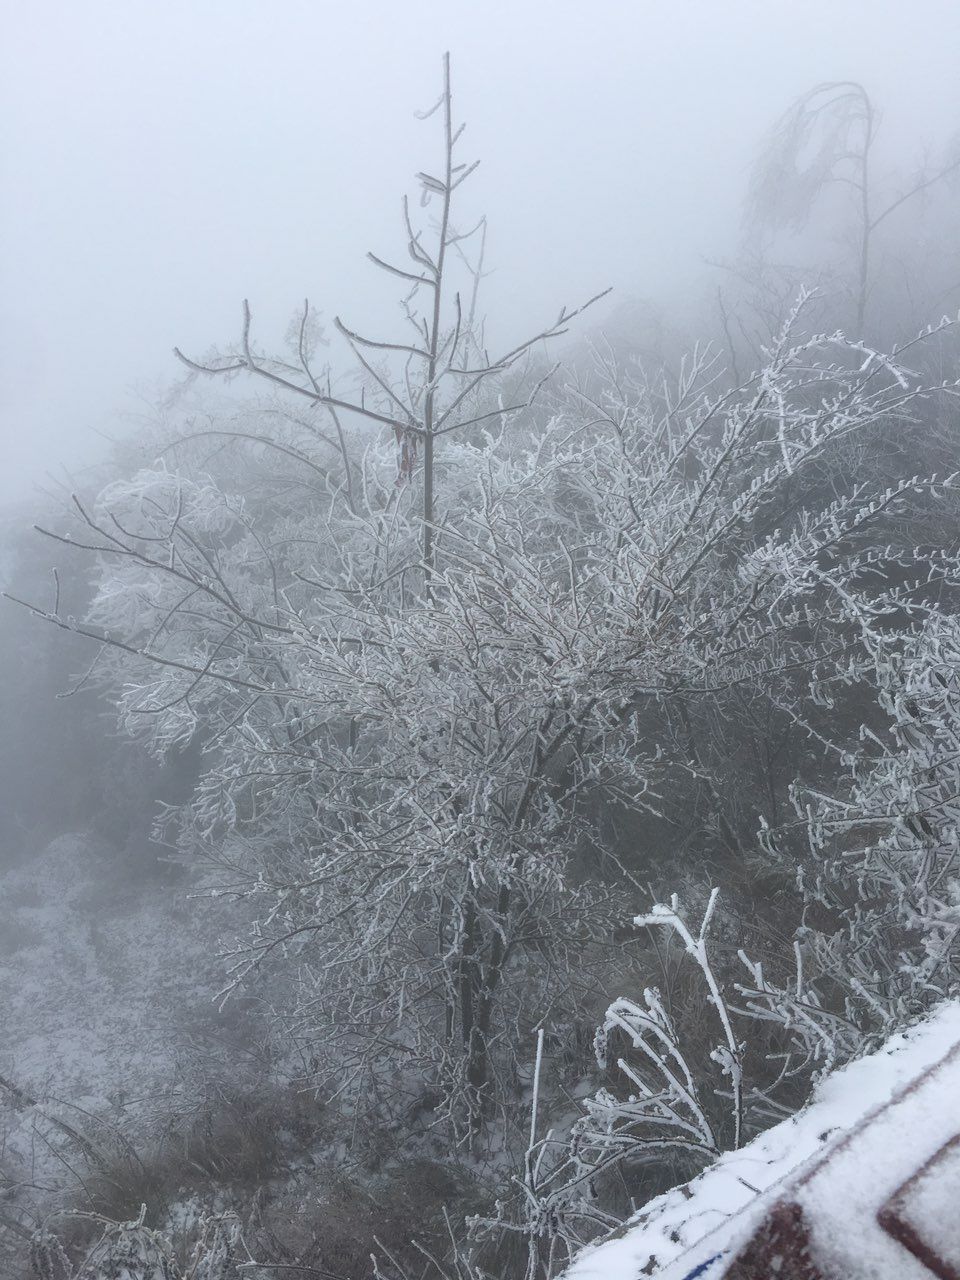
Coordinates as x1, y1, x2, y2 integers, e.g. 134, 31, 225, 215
4, 61, 960, 1280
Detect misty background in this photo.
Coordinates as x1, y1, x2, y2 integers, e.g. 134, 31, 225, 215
3, 1, 959, 500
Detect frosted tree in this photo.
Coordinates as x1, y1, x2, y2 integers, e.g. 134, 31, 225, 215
11, 197, 960, 1148
10, 55, 611, 1139
170, 52, 606, 594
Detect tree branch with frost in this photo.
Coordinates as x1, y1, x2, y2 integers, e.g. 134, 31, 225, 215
575, 891, 742, 1181
172, 52, 608, 595
635, 890, 743, 1148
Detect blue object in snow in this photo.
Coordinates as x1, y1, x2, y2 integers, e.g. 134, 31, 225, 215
679, 1252, 725, 1279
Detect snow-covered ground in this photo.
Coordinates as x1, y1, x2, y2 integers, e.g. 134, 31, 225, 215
0, 834, 272, 1228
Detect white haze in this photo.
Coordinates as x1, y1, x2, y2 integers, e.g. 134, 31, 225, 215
1, 0, 958, 502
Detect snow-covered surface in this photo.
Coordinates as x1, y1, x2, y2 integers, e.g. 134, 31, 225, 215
891, 1137, 960, 1275
794, 1036, 960, 1279
563, 1000, 960, 1279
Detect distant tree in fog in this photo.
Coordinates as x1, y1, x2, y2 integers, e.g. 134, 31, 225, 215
748, 81, 960, 335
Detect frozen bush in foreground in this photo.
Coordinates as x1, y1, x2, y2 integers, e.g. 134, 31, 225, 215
30, 1210, 244, 1280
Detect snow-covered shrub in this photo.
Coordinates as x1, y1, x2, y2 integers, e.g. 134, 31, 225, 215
580, 892, 742, 1168
30, 1209, 244, 1280
739, 613, 960, 1075
563, 592, 960, 1249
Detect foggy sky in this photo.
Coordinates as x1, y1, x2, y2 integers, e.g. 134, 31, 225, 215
2, 0, 958, 504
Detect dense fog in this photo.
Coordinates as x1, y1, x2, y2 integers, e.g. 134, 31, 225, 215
2, 4, 960, 1278
3, 2, 958, 497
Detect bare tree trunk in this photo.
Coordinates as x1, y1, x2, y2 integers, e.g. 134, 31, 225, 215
855, 94, 875, 337
421, 52, 453, 598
